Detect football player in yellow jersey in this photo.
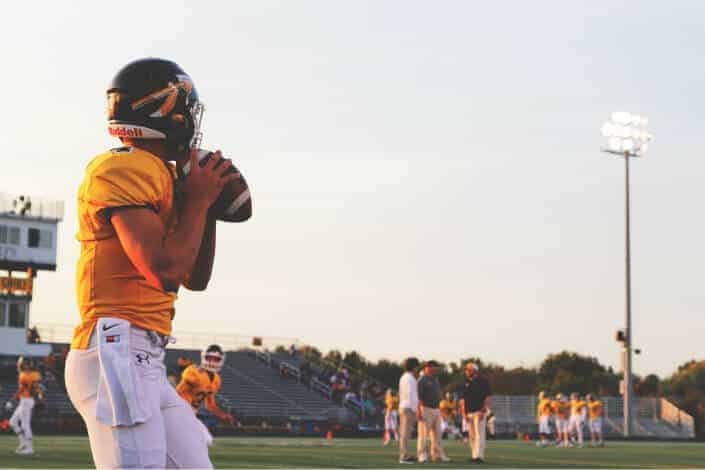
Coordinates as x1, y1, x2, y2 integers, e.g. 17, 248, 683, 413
551, 394, 571, 447
177, 345, 235, 446
439, 392, 458, 439
568, 393, 587, 447
535, 391, 553, 447
383, 389, 399, 445
64, 58, 243, 469
586, 394, 605, 447
9, 357, 43, 455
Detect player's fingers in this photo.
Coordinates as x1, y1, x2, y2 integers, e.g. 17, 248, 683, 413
218, 158, 237, 178
205, 150, 223, 169
216, 172, 236, 189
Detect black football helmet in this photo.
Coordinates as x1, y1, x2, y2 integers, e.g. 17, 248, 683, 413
106, 58, 204, 154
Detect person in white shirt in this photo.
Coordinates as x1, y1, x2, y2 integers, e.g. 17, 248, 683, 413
397, 357, 420, 464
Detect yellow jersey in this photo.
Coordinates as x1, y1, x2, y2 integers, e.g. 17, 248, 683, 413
439, 399, 457, 419
72, 147, 179, 349
537, 398, 552, 418
385, 395, 399, 413
177, 365, 223, 413
571, 399, 587, 416
18, 371, 41, 399
552, 400, 571, 419
588, 400, 603, 419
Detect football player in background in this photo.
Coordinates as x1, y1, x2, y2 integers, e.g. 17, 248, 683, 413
536, 391, 553, 447
568, 393, 587, 447
552, 394, 571, 447
176, 344, 235, 446
586, 394, 605, 447
439, 392, 458, 439
65, 58, 243, 469
383, 389, 399, 445
10, 357, 42, 455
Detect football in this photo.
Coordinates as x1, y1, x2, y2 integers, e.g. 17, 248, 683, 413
183, 149, 252, 222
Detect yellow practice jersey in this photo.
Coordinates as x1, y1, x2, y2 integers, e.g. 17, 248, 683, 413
571, 399, 587, 416
439, 399, 457, 419
177, 365, 222, 412
18, 371, 41, 399
552, 400, 571, 419
385, 395, 399, 413
588, 400, 603, 419
537, 398, 552, 418
72, 147, 179, 349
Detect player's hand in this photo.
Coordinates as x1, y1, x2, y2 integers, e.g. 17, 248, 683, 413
182, 149, 239, 211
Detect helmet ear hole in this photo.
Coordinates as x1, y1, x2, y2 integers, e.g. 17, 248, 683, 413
107, 93, 124, 120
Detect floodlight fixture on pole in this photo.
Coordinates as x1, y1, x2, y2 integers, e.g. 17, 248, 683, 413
600, 111, 653, 438
601, 112, 653, 157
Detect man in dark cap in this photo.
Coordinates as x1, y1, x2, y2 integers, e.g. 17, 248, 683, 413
417, 360, 450, 463
458, 362, 492, 463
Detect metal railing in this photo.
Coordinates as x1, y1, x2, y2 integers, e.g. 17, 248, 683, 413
279, 361, 301, 382
0, 194, 64, 221
255, 350, 272, 366
311, 377, 332, 400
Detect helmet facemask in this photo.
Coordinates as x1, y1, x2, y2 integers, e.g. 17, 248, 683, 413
189, 100, 205, 150
201, 345, 224, 373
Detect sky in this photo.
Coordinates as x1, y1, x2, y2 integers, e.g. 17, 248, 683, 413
1, 1, 704, 378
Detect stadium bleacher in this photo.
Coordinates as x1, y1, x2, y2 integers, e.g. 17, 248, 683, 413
163, 347, 355, 426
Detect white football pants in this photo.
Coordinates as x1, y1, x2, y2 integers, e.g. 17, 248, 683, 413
65, 322, 212, 469
10, 397, 34, 448
538, 416, 551, 435
568, 416, 584, 444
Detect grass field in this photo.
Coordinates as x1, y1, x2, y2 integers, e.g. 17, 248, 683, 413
1, 435, 703, 468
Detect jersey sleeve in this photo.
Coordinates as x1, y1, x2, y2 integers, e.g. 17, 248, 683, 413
180, 365, 200, 387
85, 156, 165, 219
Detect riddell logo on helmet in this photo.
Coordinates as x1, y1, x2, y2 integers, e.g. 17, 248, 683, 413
108, 126, 144, 138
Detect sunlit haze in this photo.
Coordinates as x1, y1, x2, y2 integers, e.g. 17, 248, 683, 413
2, 1, 704, 377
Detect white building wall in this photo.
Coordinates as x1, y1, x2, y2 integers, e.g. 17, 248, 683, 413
0, 215, 59, 269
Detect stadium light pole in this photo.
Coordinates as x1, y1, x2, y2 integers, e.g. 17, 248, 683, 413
601, 112, 653, 438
